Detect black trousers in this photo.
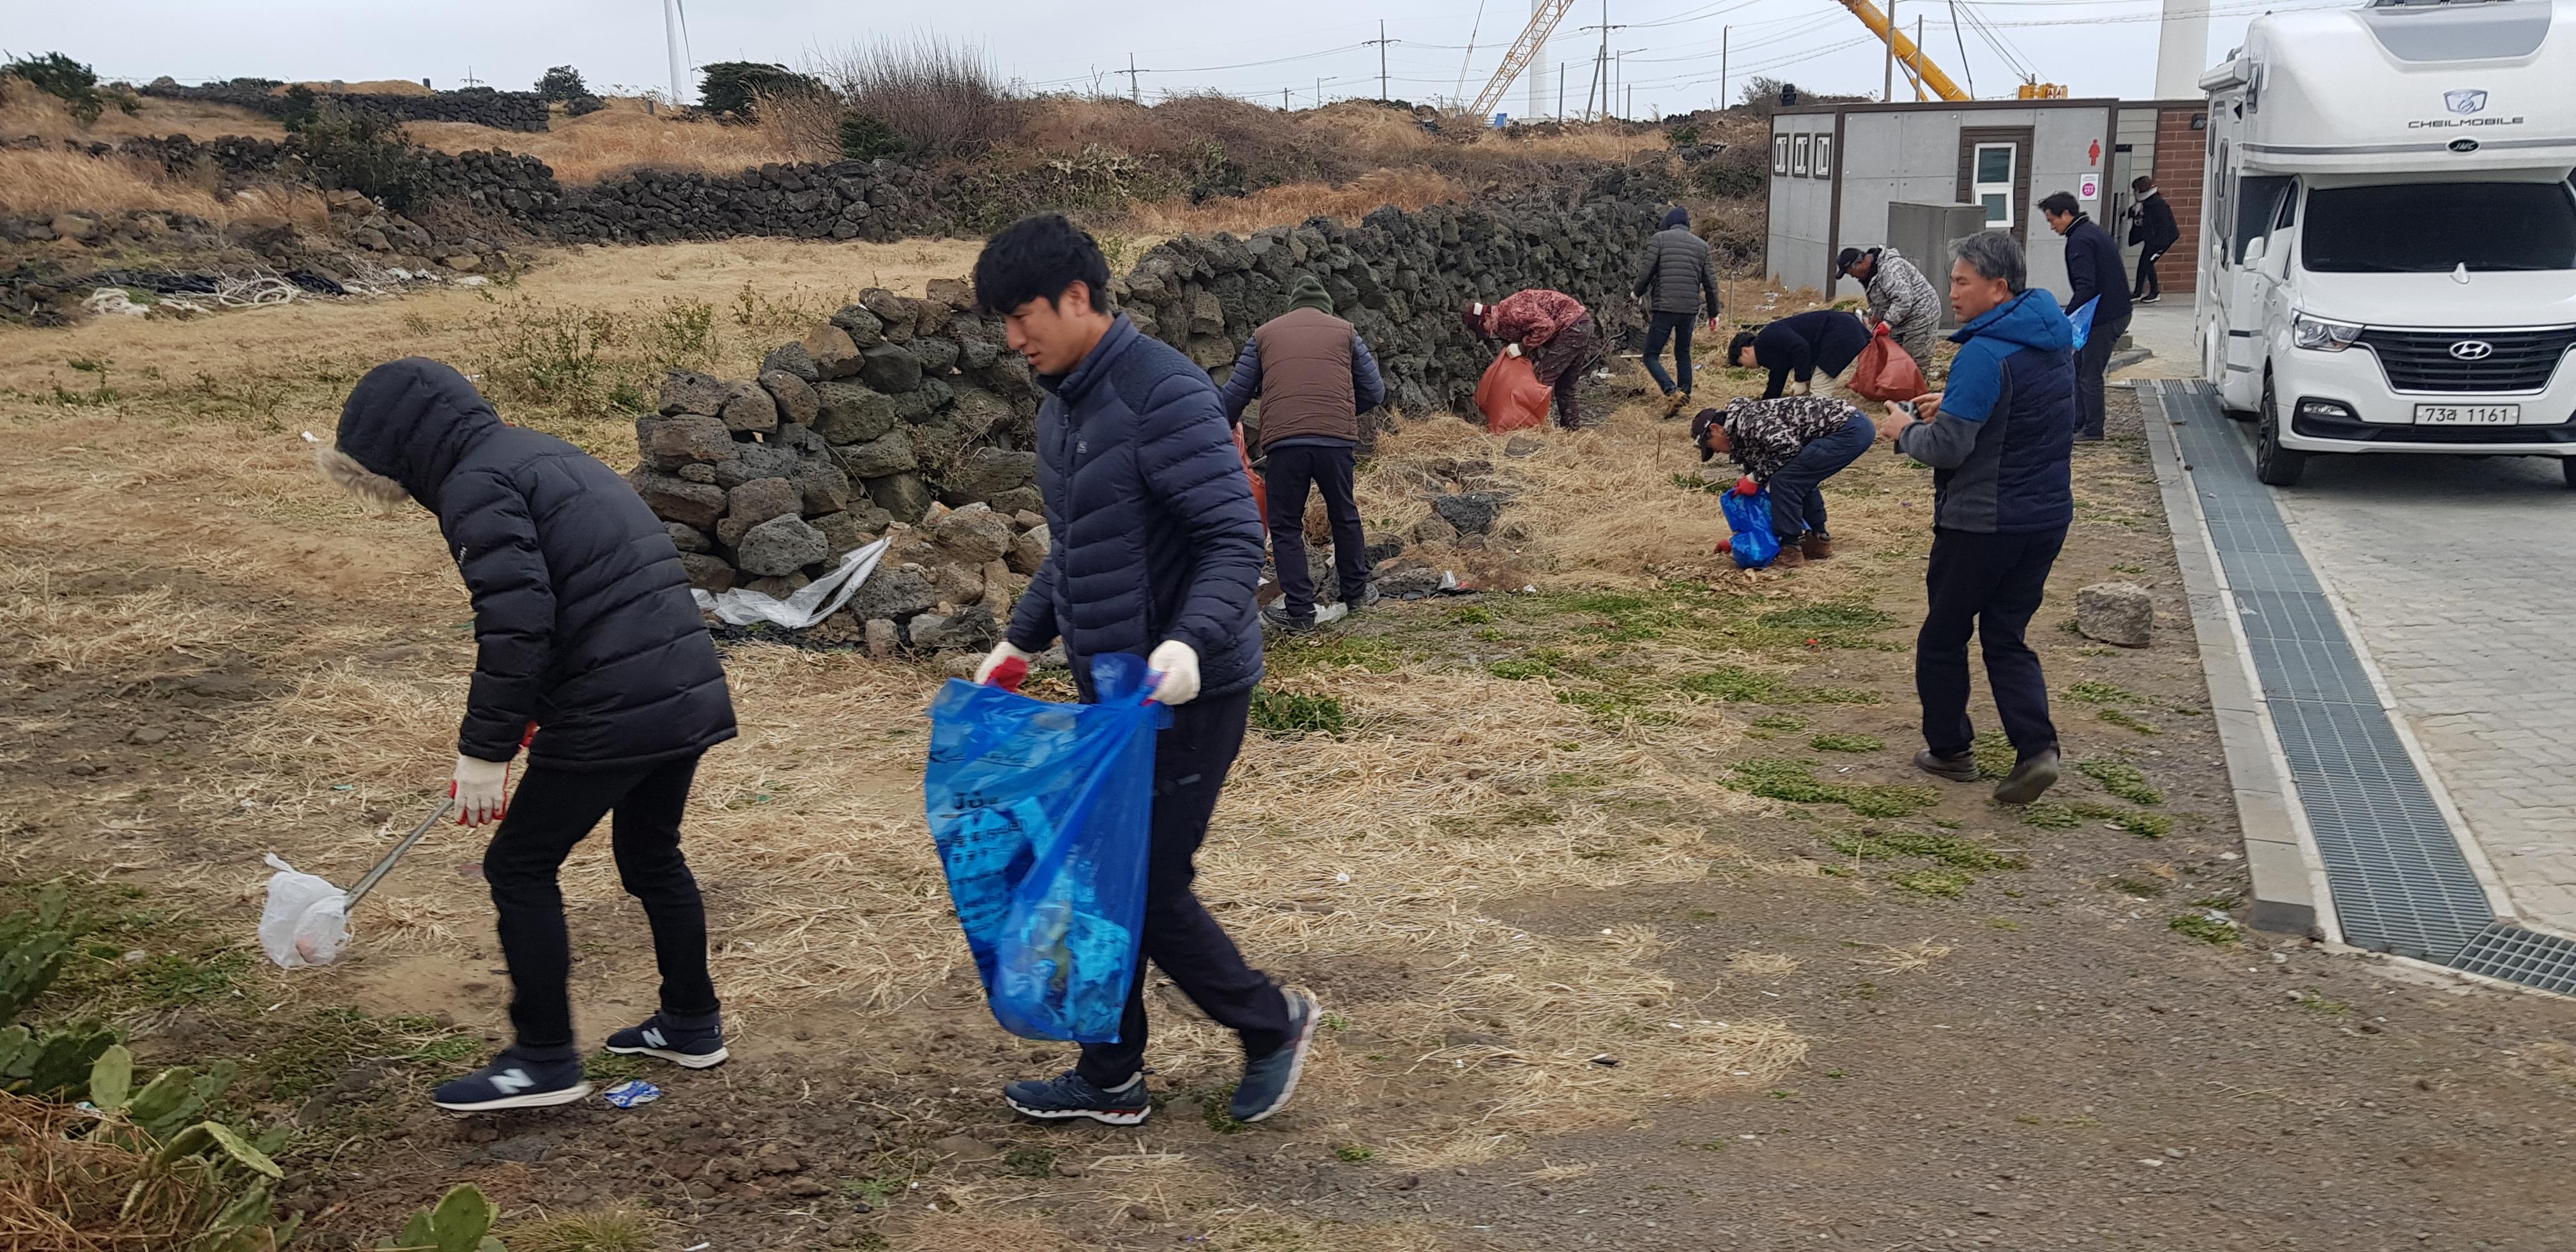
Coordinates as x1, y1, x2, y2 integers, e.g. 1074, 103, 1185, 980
1077, 686, 1289, 1085
1917, 528, 2066, 763
2074, 311, 2129, 439
1264, 443, 1367, 622
484, 752, 719, 1051
1765, 413, 1876, 542
2132, 249, 2167, 300
1641, 310, 1698, 397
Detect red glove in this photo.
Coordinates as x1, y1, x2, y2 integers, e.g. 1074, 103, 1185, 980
1735, 476, 1760, 497
986, 655, 1029, 693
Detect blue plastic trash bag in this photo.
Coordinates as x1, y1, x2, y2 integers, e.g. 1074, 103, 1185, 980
2068, 296, 2098, 351
925, 652, 1167, 1042
1721, 484, 1781, 570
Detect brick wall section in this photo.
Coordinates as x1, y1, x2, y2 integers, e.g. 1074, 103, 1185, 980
2150, 106, 2205, 295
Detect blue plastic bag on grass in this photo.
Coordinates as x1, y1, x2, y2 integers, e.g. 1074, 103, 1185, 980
1721, 484, 1781, 569
925, 652, 1167, 1042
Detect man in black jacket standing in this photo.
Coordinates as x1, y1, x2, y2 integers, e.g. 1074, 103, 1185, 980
319, 358, 739, 1111
2043, 191, 2131, 442
1633, 206, 1721, 416
2126, 176, 2179, 304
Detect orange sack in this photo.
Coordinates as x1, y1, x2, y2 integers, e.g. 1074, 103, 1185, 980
1475, 348, 1552, 433
1844, 324, 1928, 403
1234, 423, 1268, 529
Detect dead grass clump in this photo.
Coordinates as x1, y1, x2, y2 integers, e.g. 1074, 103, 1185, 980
494, 1207, 661, 1252
0, 1094, 283, 1252
0, 149, 230, 219
1728, 949, 1801, 977
809, 36, 1023, 159
0, 563, 252, 673
410, 98, 811, 183
0, 78, 282, 143
1122, 167, 1467, 235
290, 79, 434, 96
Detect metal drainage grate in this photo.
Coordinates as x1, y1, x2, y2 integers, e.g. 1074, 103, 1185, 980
2450, 924, 2576, 996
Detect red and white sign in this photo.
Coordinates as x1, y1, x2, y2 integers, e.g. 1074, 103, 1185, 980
2079, 174, 2101, 202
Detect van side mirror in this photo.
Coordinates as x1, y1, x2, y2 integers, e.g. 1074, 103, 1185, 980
2242, 236, 2267, 266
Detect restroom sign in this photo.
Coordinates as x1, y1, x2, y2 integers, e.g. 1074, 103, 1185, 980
2079, 174, 2101, 202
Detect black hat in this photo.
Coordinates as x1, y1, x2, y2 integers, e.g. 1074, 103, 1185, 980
1690, 407, 1722, 461
1835, 247, 1866, 275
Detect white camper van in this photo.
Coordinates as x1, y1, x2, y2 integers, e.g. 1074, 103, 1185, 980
2196, 0, 2576, 487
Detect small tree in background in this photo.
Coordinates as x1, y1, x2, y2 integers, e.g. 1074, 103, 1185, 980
838, 112, 905, 162
535, 65, 590, 102
3, 52, 137, 125
811, 36, 1020, 159
291, 102, 431, 211
698, 61, 822, 118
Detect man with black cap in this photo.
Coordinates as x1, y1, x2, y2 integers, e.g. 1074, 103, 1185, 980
316, 358, 739, 1111
1690, 395, 1876, 568
1837, 245, 1941, 370
1633, 206, 1722, 417
1728, 308, 1873, 400
1218, 272, 1388, 632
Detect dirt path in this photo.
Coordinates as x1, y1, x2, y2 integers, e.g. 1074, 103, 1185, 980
5, 265, 2573, 1252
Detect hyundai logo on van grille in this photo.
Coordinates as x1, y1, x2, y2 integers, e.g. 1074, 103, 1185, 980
2445, 89, 2488, 115
2450, 340, 2496, 361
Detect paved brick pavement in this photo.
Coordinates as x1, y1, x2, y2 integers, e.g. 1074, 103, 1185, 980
2263, 451, 2576, 932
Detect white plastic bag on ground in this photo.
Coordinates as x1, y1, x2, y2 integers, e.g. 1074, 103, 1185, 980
260, 853, 350, 968
693, 537, 892, 629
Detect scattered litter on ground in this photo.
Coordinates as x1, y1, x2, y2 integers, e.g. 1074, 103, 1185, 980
604, 1079, 663, 1108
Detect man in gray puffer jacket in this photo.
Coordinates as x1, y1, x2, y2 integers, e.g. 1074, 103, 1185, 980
1632, 207, 1721, 416
1838, 246, 1942, 369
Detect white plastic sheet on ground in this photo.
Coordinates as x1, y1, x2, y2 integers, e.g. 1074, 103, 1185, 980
692, 537, 893, 629
259, 854, 350, 968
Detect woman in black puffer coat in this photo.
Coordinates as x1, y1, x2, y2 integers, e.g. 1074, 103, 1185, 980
319, 358, 737, 1112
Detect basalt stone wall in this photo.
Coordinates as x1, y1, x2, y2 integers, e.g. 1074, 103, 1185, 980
627, 183, 1671, 647
141, 79, 551, 132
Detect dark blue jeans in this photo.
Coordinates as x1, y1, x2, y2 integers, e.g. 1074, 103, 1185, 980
1641, 311, 1698, 397
1766, 412, 1875, 542
1917, 526, 2067, 762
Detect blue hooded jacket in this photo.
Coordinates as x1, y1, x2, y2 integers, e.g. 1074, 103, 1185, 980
1893, 287, 2076, 534
1007, 314, 1267, 699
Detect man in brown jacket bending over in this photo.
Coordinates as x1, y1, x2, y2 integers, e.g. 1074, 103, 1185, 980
1462, 289, 1597, 429
1219, 273, 1388, 632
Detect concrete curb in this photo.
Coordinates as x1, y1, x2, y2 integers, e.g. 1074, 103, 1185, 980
2136, 381, 2328, 938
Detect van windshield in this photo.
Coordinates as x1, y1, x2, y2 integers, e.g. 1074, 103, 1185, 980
2303, 182, 2576, 272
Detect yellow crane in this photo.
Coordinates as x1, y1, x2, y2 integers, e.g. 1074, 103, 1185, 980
1467, 0, 1578, 122
1832, 0, 2064, 102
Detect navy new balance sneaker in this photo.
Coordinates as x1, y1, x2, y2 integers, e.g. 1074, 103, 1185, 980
431, 1047, 589, 1112
1229, 988, 1320, 1124
604, 1011, 728, 1069
1004, 1070, 1151, 1126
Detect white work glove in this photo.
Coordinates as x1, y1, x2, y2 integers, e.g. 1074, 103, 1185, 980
1502, 342, 1524, 358
1146, 639, 1200, 706
452, 754, 512, 827
974, 640, 1035, 687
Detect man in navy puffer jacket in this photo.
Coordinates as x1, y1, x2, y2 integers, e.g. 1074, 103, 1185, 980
968, 215, 1318, 1129
318, 359, 737, 1112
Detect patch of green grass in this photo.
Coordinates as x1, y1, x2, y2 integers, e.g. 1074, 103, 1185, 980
2110, 563, 2146, 574
2064, 681, 2143, 705
1972, 729, 2016, 779
1001, 1146, 1058, 1177
1271, 633, 1407, 675
1891, 869, 1975, 898
1756, 603, 1894, 633
250, 1006, 487, 1102
1809, 733, 1883, 753
1487, 658, 1556, 681
1448, 604, 1495, 625
1671, 473, 1730, 495
2168, 914, 2240, 945
2291, 989, 2350, 1014
2117, 811, 2175, 837
1750, 713, 1808, 731
2019, 800, 2171, 838
1828, 830, 2027, 871
2187, 893, 2242, 910
1321, 1012, 1350, 1032
1679, 665, 1776, 700
2106, 876, 2168, 897
2099, 709, 2161, 735
2077, 760, 2165, 805
583, 1051, 647, 1085
1202, 1083, 1249, 1134
1726, 759, 1940, 818
1556, 687, 1677, 726
1250, 687, 1347, 736
1333, 1143, 1377, 1163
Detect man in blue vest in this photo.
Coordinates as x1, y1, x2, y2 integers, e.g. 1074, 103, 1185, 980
1879, 230, 2074, 807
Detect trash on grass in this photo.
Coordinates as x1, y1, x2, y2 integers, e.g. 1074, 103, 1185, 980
693, 537, 891, 629
604, 1079, 662, 1108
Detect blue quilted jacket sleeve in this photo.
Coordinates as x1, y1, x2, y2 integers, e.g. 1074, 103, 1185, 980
1006, 514, 1066, 653
1134, 370, 1266, 664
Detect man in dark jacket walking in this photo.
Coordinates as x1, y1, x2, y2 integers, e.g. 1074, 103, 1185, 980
1878, 231, 2073, 807
318, 358, 739, 1112
2125, 176, 2179, 303
1729, 309, 1874, 399
968, 214, 1317, 1129
1632, 207, 1721, 416
2043, 190, 2131, 441
1218, 272, 1386, 632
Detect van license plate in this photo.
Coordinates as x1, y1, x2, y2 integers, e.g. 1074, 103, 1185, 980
2414, 404, 2518, 425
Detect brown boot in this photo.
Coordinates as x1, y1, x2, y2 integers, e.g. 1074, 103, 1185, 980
1800, 532, 1835, 561
1662, 390, 1689, 418
1770, 544, 1807, 569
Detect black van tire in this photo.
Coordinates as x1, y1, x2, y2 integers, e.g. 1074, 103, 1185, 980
2255, 372, 2307, 487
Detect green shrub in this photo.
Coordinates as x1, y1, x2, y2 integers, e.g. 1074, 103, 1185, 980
698, 61, 823, 118
838, 112, 907, 162
4, 52, 136, 125
535, 65, 590, 102
1251, 688, 1346, 736
293, 102, 431, 211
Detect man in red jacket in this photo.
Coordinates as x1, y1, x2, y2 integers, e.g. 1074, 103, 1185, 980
1463, 289, 1598, 428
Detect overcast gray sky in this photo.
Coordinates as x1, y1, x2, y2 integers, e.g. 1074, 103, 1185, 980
30, 0, 2326, 116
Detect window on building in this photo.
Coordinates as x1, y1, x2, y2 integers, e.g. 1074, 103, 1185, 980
1793, 134, 1811, 177
1972, 142, 2016, 229
1774, 135, 1789, 175
1813, 134, 1833, 178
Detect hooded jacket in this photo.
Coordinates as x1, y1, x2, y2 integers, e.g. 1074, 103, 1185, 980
1216, 274, 1386, 450
1894, 289, 2076, 534
1007, 315, 1267, 700
334, 359, 737, 770
2128, 190, 2179, 254
1857, 248, 1941, 349
1632, 215, 1720, 318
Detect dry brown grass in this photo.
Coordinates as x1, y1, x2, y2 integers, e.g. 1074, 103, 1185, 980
1119, 167, 1468, 235
410, 97, 812, 182
0, 79, 284, 144
0, 147, 328, 225
289, 79, 434, 96
0, 1094, 280, 1252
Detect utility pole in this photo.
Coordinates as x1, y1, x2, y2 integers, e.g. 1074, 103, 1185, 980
1595, 0, 1610, 120
1558, 62, 1565, 118
1283, 87, 1291, 111
1363, 20, 1399, 102
1721, 26, 1729, 111
1883, 0, 1897, 103
1126, 53, 1142, 105
1914, 17, 1926, 100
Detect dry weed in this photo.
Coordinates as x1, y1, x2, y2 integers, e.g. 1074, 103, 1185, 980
0, 149, 231, 219
0, 562, 252, 673
1859, 940, 1954, 973
1728, 949, 1802, 977
1121, 167, 1467, 236
0, 78, 283, 143
410, 98, 811, 183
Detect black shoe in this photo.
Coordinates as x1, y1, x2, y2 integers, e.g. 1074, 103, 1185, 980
1913, 749, 1979, 783
2137, 294, 2162, 305
1004, 1070, 1151, 1126
1994, 749, 2061, 805
605, 1011, 728, 1069
1347, 583, 1382, 613
1261, 604, 1316, 634
1229, 988, 1320, 1124
431, 1046, 589, 1112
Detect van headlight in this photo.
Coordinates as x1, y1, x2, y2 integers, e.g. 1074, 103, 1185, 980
2292, 314, 2364, 352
